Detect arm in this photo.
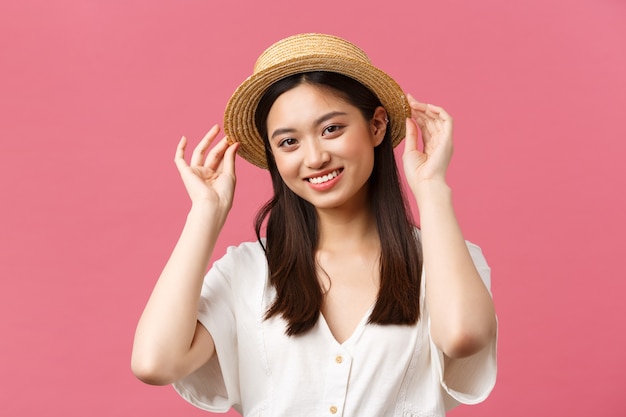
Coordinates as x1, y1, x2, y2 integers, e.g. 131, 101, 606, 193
402, 96, 496, 359
131, 125, 239, 385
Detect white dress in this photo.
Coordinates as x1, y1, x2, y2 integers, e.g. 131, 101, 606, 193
173, 240, 497, 417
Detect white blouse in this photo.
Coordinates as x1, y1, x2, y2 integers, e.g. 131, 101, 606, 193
173, 240, 497, 416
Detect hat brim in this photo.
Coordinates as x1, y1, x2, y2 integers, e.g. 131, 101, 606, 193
224, 56, 410, 169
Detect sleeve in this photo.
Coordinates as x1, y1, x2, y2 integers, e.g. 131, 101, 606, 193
428, 241, 498, 410
171, 250, 242, 413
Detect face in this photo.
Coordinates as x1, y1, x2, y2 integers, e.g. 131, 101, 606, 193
266, 83, 388, 212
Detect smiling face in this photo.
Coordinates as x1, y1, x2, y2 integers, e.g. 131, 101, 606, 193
266, 83, 388, 212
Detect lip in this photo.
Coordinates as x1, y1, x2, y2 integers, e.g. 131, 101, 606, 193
304, 168, 343, 190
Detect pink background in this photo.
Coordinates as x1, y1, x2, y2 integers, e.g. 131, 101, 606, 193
1, 0, 624, 416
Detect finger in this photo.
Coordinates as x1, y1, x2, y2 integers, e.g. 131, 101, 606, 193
414, 104, 440, 131
221, 140, 239, 177
190, 125, 220, 166
423, 106, 452, 136
425, 112, 440, 130
407, 94, 426, 117
407, 94, 428, 111
406, 93, 422, 105
174, 136, 188, 168
420, 106, 441, 121
408, 95, 445, 121
424, 104, 454, 127
411, 104, 439, 124
424, 102, 446, 114
415, 114, 433, 143
412, 109, 429, 129
203, 137, 231, 170
432, 105, 453, 124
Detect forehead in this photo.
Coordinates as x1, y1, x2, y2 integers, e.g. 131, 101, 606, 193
266, 83, 356, 125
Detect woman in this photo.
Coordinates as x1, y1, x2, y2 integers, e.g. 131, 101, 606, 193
132, 33, 497, 417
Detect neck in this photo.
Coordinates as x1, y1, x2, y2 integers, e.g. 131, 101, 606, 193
316, 204, 379, 253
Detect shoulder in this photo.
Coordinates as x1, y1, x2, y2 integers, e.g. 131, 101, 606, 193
210, 240, 268, 282
200, 240, 268, 307
222, 240, 266, 261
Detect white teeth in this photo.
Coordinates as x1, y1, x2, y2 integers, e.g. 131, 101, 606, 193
308, 170, 340, 184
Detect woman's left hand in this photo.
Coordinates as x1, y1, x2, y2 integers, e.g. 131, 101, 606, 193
402, 94, 454, 196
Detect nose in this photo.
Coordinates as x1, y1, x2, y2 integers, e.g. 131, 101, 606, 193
304, 138, 330, 169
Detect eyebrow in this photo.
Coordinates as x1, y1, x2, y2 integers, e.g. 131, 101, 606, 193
270, 111, 348, 140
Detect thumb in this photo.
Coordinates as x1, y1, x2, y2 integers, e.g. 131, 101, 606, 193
403, 118, 419, 155
222, 141, 239, 178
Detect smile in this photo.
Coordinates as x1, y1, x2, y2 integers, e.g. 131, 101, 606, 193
306, 169, 342, 184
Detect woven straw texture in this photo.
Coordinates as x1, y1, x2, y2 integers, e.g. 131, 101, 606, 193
224, 33, 410, 169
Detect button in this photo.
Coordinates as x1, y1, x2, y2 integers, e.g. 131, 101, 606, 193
330, 405, 338, 414
335, 355, 343, 364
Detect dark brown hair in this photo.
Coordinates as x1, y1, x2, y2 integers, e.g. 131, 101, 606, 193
254, 71, 422, 336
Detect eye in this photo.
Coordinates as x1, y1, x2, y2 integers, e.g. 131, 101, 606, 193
278, 137, 298, 148
322, 125, 343, 136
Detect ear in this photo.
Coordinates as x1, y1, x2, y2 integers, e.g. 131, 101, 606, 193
370, 106, 388, 147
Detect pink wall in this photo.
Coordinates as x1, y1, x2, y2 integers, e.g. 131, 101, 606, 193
1, 0, 624, 415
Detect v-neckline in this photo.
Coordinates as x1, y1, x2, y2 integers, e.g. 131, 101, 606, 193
318, 304, 374, 347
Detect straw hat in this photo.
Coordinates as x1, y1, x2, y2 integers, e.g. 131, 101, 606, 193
224, 33, 410, 169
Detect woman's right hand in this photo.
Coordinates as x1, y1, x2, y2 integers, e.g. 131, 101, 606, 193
174, 125, 239, 211
132, 125, 238, 385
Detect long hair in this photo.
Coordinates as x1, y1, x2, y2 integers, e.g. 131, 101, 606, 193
254, 71, 422, 336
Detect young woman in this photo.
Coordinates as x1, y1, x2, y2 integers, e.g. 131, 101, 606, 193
132, 33, 497, 417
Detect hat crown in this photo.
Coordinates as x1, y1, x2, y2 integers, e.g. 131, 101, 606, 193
253, 33, 371, 74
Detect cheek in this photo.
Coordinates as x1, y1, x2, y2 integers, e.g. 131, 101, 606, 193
351, 143, 377, 179
273, 156, 308, 197
343, 136, 376, 165
273, 152, 300, 180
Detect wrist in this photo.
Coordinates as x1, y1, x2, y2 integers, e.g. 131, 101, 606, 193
411, 178, 452, 203
187, 201, 230, 230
